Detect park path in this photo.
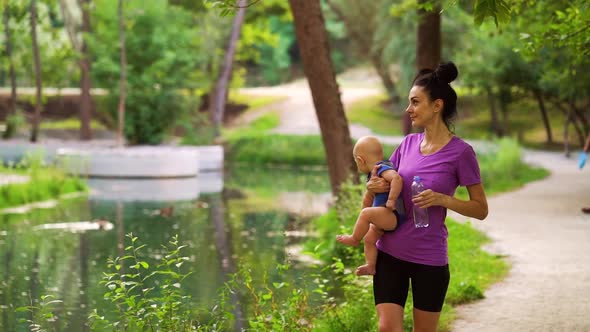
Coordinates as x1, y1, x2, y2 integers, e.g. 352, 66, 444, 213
238, 78, 590, 331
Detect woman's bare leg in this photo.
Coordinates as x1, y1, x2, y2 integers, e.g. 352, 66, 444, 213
376, 303, 404, 332
412, 308, 441, 332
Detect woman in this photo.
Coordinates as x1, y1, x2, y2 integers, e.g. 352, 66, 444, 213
367, 61, 488, 332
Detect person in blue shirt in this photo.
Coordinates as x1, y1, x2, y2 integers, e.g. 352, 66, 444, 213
337, 136, 403, 276
581, 133, 590, 213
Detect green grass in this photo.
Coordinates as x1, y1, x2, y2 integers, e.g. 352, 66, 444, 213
223, 112, 280, 139
224, 133, 398, 166
346, 94, 404, 136
41, 119, 106, 130
0, 157, 88, 209
229, 91, 287, 111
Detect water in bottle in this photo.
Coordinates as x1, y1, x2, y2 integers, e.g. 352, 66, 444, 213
411, 176, 429, 228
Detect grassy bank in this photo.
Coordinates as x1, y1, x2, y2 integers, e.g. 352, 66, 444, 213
0, 158, 87, 210
225, 133, 398, 166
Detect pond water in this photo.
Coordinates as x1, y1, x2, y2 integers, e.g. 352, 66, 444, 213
0, 166, 331, 331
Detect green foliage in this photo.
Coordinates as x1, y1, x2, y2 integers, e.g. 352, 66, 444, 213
0, 0, 78, 88
90, 0, 205, 144
89, 233, 199, 331
16, 295, 63, 332
312, 258, 377, 332
473, 0, 511, 27
225, 264, 318, 331
2, 113, 26, 139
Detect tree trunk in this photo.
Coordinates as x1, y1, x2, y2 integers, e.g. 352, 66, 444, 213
486, 86, 503, 137
416, 0, 441, 71
79, 0, 92, 140
407, 0, 442, 135
2, 3, 18, 139
288, 0, 357, 196
552, 99, 584, 156
117, 0, 126, 146
564, 110, 572, 157
209, 0, 247, 137
30, 0, 42, 143
532, 89, 552, 144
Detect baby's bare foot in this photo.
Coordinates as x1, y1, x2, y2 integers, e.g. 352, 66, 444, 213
356, 264, 376, 276
336, 235, 360, 246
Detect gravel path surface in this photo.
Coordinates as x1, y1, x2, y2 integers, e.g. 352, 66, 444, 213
450, 150, 590, 332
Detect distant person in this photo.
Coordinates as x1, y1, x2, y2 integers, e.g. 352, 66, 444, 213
580, 132, 590, 214
366, 61, 488, 331
336, 135, 403, 276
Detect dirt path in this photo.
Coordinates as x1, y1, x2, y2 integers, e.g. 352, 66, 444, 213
238, 79, 384, 137
239, 79, 590, 331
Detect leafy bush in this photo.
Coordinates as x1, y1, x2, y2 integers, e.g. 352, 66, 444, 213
91, 0, 204, 144
89, 234, 200, 331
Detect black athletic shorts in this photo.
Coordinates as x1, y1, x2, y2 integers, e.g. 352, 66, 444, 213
373, 250, 450, 312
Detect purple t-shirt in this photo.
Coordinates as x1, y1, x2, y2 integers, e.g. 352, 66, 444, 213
376, 133, 481, 266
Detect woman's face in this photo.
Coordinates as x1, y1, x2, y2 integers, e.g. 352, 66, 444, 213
405, 85, 441, 128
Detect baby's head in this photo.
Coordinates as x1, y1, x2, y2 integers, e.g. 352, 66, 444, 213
353, 136, 384, 173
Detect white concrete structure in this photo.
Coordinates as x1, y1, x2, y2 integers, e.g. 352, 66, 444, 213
196, 145, 224, 172
57, 146, 200, 178
0, 140, 224, 175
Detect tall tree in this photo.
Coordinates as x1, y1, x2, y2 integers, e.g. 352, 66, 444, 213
2, 1, 18, 139
29, 0, 42, 143
209, 0, 247, 137
288, 0, 356, 196
401, 0, 442, 135
117, 0, 126, 146
78, 0, 93, 140
60, 0, 94, 140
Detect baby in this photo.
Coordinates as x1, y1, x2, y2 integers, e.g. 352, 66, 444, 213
337, 136, 403, 275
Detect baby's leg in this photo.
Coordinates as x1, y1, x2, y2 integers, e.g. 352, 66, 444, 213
356, 224, 384, 276
336, 207, 397, 247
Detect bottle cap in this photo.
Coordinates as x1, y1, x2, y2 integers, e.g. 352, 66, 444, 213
413, 176, 421, 181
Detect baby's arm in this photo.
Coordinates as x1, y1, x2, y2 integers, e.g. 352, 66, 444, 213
379, 170, 402, 210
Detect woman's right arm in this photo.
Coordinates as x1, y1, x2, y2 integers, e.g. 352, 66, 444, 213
366, 164, 390, 194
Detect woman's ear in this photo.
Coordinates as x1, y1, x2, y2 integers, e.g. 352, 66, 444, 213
434, 99, 444, 113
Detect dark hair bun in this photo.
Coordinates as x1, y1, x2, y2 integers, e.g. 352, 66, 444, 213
435, 61, 458, 84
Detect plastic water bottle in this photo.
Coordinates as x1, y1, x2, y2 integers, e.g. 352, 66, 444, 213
411, 176, 429, 228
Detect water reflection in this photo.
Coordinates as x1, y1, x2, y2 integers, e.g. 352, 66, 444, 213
0, 166, 331, 331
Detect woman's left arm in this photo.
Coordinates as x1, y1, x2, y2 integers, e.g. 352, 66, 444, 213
412, 183, 488, 220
